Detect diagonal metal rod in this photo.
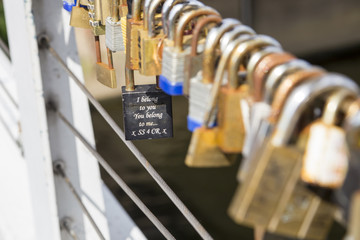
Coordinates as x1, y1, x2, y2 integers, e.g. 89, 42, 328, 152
0, 112, 22, 151
0, 81, 18, 109
40, 36, 213, 240
60, 217, 79, 240
57, 110, 175, 240
54, 161, 106, 240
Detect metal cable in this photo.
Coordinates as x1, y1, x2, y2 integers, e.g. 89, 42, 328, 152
39, 36, 213, 240
54, 161, 106, 240
57, 110, 175, 240
0, 112, 22, 151
0, 81, 18, 109
60, 217, 79, 240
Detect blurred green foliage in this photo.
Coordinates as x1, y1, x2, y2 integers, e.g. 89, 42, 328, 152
0, 0, 8, 46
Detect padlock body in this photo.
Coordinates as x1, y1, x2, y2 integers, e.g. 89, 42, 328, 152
228, 143, 303, 227
95, 62, 117, 88
185, 126, 235, 167
90, 22, 106, 36
70, 6, 91, 29
105, 17, 125, 52
138, 30, 163, 76
301, 121, 348, 188
121, 84, 173, 140
126, 18, 143, 70
183, 53, 203, 96
187, 77, 216, 131
217, 86, 248, 153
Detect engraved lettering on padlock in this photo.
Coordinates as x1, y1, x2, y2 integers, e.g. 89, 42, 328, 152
122, 85, 173, 140
70, 0, 91, 28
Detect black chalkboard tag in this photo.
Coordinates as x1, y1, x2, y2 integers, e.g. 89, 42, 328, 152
122, 84, 173, 140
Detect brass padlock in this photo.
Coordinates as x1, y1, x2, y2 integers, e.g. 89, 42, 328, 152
70, 0, 91, 28
94, 36, 117, 88
216, 35, 281, 153
138, 0, 165, 76
228, 74, 359, 238
301, 88, 357, 188
183, 15, 223, 96
125, 0, 144, 70
88, 0, 108, 35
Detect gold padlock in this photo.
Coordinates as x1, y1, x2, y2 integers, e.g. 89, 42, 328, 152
229, 74, 359, 239
183, 15, 222, 96
301, 88, 357, 188
88, 0, 108, 35
125, 0, 143, 70
70, 0, 91, 29
94, 36, 117, 88
138, 0, 165, 76
216, 35, 280, 153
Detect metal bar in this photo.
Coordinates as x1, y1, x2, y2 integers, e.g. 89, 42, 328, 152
60, 217, 79, 240
0, 112, 22, 151
54, 161, 106, 240
0, 38, 10, 59
41, 37, 213, 240
57, 110, 176, 240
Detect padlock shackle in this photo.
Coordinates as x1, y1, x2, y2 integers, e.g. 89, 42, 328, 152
190, 15, 222, 57
228, 35, 281, 89
132, 0, 143, 21
263, 59, 310, 104
111, 0, 120, 21
219, 25, 256, 53
201, 19, 241, 84
272, 74, 360, 146
252, 52, 295, 102
168, 2, 205, 41
143, 0, 152, 30
322, 88, 357, 125
202, 35, 253, 127
147, 0, 166, 37
174, 7, 220, 51
162, 0, 190, 36
95, 36, 102, 63
269, 69, 324, 123
246, 46, 283, 96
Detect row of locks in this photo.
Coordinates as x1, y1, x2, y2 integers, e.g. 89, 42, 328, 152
64, 0, 360, 239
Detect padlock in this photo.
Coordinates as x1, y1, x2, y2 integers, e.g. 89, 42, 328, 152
125, 0, 144, 70
228, 74, 359, 237
69, 0, 91, 28
186, 19, 247, 131
216, 35, 281, 153
345, 191, 360, 240
301, 88, 357, 188
121, 65, 174, 140
94, 36, 117, 88
138, 0, 165, 76
105, 0, 126, 52
182, 15, 223, 96
185, 53, 236, 168
159, 7, 220, 95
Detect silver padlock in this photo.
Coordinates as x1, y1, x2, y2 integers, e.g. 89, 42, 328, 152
187, 19, 246, 131
159, 6, 219, 95
105, 0, 125, 52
